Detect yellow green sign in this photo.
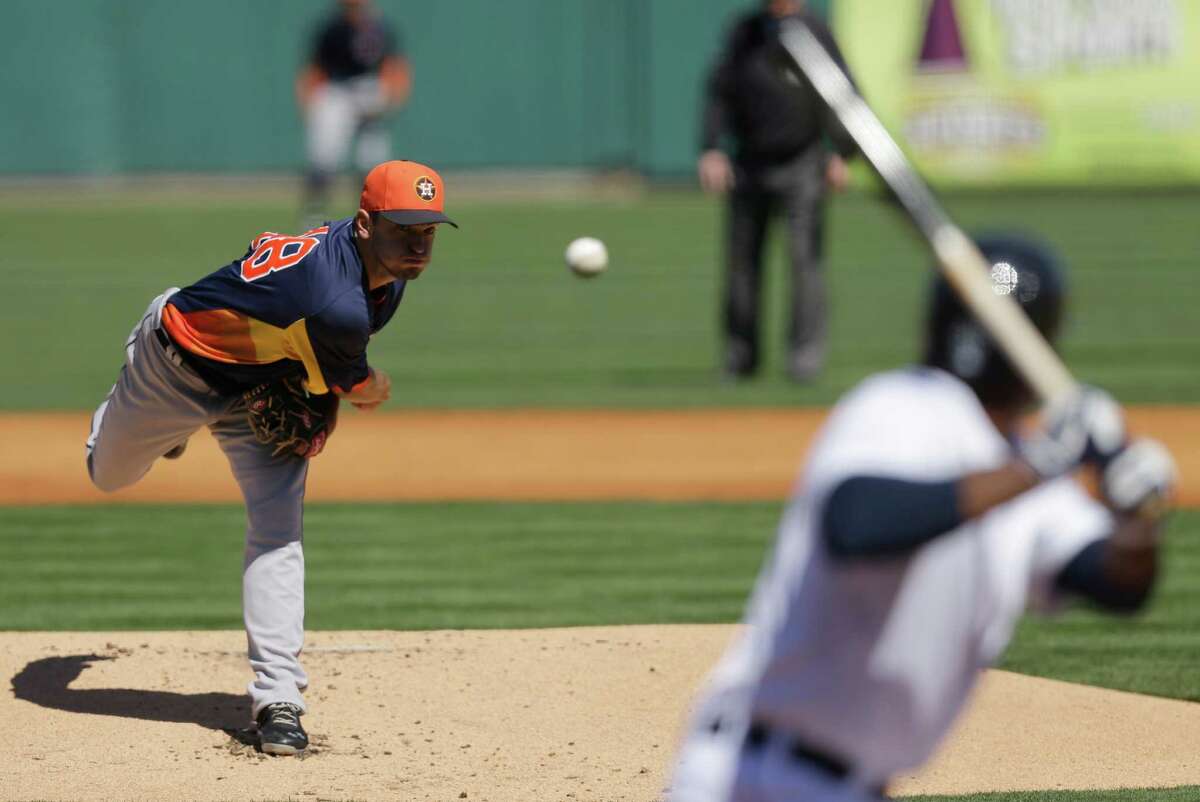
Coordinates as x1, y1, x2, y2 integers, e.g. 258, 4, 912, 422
834, 0, 1200, 185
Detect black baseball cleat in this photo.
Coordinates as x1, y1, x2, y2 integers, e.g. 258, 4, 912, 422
256, 702, 308, 756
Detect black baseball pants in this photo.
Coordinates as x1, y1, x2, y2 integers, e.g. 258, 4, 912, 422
722, 146, 829, 379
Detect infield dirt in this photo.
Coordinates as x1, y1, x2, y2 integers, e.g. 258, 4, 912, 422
2, 406, 1198, 505
5, 628, 1200, 801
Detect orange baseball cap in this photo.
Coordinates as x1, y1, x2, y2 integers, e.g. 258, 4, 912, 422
360, 160, 458, 228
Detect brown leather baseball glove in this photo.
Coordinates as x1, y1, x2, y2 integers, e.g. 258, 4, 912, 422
243, 376, 339, 459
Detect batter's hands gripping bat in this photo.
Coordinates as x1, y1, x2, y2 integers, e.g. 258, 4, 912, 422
776, 19, 1076, 405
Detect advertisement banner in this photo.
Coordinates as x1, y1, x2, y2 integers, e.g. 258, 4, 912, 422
834, 0, 1200, 185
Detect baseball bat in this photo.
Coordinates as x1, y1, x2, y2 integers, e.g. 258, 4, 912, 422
777, 20, 1076, 405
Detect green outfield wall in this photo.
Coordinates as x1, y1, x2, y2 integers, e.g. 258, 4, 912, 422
5, 0, 1195, 183
0, 0, 827, 177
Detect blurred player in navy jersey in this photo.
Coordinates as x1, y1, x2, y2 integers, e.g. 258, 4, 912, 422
296, 0, 412, 225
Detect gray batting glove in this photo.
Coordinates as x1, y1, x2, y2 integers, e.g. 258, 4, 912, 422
1102, 438, 1177, 515
1017, 386, 1126, 480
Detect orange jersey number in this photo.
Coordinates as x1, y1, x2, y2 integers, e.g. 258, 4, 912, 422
239, 227, 328, 282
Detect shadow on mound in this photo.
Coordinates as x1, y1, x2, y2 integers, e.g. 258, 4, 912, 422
11, 653, 246, 731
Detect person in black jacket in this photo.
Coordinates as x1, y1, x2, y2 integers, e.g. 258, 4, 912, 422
699, 0, 856, 381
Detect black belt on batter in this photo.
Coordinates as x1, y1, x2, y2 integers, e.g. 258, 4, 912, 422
744, 721, 851, 777
710, 718, 886, 797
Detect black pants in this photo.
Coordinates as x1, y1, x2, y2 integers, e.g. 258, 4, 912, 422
723, 146, 829, 379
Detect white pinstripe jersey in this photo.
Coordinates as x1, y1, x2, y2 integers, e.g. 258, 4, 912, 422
691, 367, 1111, 785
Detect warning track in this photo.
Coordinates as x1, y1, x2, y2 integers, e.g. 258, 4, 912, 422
2, 407, 1196, 506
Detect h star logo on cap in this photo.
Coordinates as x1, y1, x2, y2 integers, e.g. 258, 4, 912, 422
415, 177, 437, 202
361, 161, 458, 227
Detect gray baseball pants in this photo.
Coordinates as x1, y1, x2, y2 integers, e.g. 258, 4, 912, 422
307, 76, 390, 176
86, 290, 309, 720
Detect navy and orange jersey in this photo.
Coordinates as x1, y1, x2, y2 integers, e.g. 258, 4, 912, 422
162, 217, 404, 395
311, 13, 399, 81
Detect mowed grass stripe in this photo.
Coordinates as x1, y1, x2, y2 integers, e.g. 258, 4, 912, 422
0, 502, 779, 631
1, 190, 1198, 409
2, 503, 1199, 702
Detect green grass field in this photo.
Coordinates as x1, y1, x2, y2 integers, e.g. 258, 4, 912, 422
1, 188, 1196, 409
3, 503, 1198, 702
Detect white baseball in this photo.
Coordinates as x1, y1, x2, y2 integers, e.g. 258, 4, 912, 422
565, 237, 608, 278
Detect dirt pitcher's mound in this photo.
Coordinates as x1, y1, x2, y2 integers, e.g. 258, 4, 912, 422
4, 627, 1200, 802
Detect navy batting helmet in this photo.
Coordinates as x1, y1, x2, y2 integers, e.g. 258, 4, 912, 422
923, 234, 1067, 408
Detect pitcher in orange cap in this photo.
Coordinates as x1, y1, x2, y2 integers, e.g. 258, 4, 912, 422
84, 161, 455, 756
